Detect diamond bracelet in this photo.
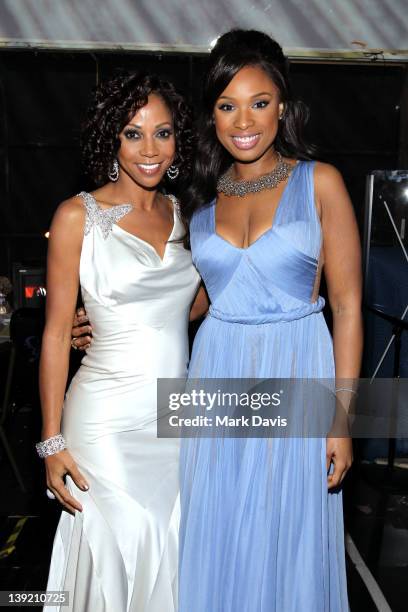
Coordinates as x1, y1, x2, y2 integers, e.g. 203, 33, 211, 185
35, 433, 67, 458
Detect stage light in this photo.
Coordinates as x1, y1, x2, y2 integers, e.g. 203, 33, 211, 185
403, 187, 408, 200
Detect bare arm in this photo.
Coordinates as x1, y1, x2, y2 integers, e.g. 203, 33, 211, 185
315, 163, 363, 488
318, 164, 363, 380
189, 284, 209, 321
39, 196, 89, 512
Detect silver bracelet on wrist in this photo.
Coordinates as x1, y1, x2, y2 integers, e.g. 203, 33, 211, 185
335, 387, 358, 395
36, 433, 67, 458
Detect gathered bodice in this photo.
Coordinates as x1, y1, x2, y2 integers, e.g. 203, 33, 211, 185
190, 161, 324, 325
77, 191, 200, 376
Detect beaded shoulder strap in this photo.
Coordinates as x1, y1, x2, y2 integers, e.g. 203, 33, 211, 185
166, 193, 181, 222
166, 193, 183, 236
166, 193, 179, 209
78, 191, 133, 240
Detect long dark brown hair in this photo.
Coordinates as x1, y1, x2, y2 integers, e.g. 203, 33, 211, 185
180, 29, 314, 224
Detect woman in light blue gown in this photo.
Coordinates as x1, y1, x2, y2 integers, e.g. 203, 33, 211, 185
178, 30, 362, 611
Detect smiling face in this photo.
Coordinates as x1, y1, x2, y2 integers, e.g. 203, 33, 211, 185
117, 93, 175, 189
214, 65, 284, 166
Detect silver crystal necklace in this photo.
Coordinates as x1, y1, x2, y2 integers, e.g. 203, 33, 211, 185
217, 151, 293, 197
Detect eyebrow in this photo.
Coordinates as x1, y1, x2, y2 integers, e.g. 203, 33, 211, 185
127, 121, 172, 129
217, 91, 273, 100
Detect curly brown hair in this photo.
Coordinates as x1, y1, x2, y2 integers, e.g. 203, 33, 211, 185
81, 72, 193, 187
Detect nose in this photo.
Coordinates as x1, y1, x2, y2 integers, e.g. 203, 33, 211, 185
140, 136, 159, 158
234, 108, 254, 130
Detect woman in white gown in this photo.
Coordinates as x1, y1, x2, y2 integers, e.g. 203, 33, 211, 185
37, 73, 203, 612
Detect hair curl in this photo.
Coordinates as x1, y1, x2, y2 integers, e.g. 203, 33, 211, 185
180, 29, 315, 223
81, 72, 193, 188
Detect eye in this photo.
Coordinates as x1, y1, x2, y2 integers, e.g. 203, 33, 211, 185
217, 103, 235, 112
123, 129, 140, 139
253, 100, 270, 109
156, 129, 173, 138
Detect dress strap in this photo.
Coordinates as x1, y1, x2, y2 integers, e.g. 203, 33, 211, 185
304, 160, 317, 218
166, 193, 179, 212
78, 191, 133, 240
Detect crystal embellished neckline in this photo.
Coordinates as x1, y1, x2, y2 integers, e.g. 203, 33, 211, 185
216, 152, 294, 197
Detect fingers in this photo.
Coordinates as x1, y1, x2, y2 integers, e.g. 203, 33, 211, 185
326, 451, 331, 474
327, 457, 352, 489
72, 324, 92, 339
73, 307, 89, 326
73, 307, 87, 326
71, 307, 92, 352
71, 335, 91, 351
71, 334, 91, 350
45, 452, 89, 514
69, 464, 90, 492
48, 477, 83, 514
326, 437, 353, 489
327, 459, 344, 489
77, 307, 87, 320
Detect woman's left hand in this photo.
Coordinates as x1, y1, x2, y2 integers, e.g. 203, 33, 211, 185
326, 436, 353, 489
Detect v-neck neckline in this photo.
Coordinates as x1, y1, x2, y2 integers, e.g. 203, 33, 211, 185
90, 193, 177, 263
212, 160, 300, 251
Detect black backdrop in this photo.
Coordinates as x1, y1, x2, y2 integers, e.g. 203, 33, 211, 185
0, 50, 405, 277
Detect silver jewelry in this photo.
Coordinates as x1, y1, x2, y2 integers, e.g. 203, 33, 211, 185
217, 152, 293, 197
36, 433, 67, 458
71, 338, 78, 350
166, 165, 179, 180
108, 159, 119, 182
46, 489, 56, 500
79, 191, 133, 240
335, 388, 358, 395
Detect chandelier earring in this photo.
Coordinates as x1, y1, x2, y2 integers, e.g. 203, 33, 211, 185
166, 164, 179, 180
108, 159, 119, 182
278, 105, 285, 120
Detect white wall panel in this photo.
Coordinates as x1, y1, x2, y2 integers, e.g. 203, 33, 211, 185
0, 0, 406, 59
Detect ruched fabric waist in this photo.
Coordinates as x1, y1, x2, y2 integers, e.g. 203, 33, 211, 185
208, 296, 325, 325
78, 320, 189, 378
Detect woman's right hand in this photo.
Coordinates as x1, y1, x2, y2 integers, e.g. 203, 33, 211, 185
45, 449, 89, 514
71, 307, 92, 351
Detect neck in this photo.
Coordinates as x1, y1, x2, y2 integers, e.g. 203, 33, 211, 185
108, 174, 159, 211
233, 148, 279, 181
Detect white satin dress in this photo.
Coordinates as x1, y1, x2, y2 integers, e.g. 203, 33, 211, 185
45, 192, 200, 612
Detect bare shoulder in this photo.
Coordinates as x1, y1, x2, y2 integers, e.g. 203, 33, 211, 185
48, 195, 86, 253
51, 195, 86, 229
314, 162, 345, 194
313, 161, 351, 214
312, 162, 358, 238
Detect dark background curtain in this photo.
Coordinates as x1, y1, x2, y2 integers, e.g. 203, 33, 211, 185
0, 50, 405, 277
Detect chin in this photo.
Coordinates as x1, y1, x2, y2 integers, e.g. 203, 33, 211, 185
229, 147, 269, 164
133, 172, 166, 189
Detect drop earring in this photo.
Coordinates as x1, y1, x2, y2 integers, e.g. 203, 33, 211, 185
166, 165, 179, 180
108, 159, 119, 182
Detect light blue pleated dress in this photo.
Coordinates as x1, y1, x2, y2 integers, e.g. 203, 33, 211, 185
179, 161, 349, 611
